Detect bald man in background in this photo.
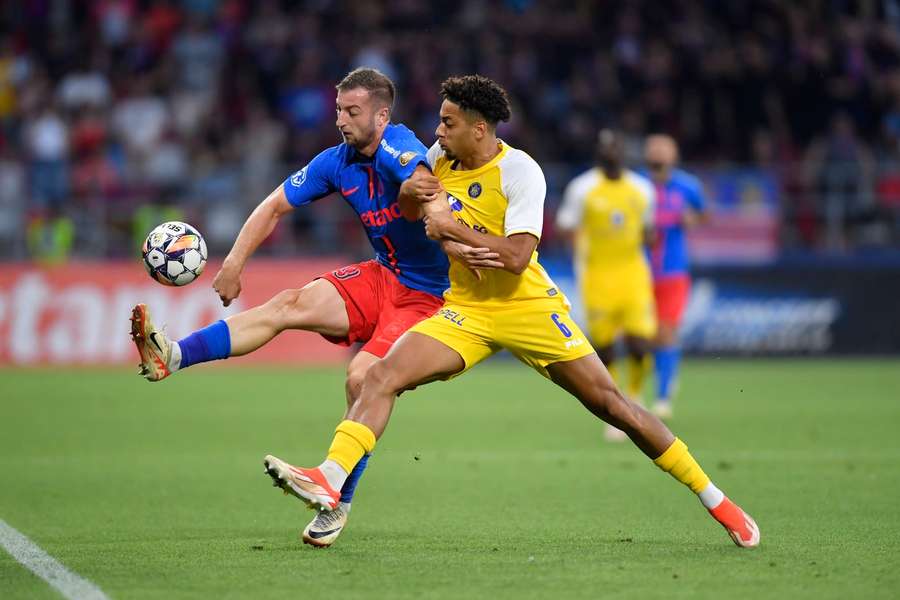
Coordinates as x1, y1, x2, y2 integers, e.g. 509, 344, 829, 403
642, 135, 708, 418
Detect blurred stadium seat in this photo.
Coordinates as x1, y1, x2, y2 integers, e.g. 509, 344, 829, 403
2, 1, 900, 361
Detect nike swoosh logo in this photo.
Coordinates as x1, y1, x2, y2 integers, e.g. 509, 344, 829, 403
341, 186, 360, 196
149, 332, 163, 353
307, 526, 342, 539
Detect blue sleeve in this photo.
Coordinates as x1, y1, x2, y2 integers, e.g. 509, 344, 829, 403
281, 147, 339, 207
685, 174, 707, 213
378, 130, 429, 184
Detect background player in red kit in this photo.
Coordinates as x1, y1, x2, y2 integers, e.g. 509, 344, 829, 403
642, 135, 708, 418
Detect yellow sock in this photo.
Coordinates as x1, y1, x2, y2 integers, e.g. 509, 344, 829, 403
627, 354, 650, 400
327, 420, 377, 473
653, 438, 710, 494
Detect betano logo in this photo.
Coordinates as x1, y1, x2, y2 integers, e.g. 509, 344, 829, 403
360, 202, 403, 227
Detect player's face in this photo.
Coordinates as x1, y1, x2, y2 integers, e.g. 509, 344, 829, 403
336, 88, 386, 151
597, 138, 624, 171
435, 100, 479, 161
644, 136, 677, 182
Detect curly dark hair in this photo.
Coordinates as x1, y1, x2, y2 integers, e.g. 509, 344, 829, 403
440, 75, 511, 126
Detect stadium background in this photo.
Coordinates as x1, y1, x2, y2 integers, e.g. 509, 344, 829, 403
3, 0, 900, 366
2, 3, 900, 600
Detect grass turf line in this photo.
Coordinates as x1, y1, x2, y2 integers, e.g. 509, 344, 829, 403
0, 359, 898, 599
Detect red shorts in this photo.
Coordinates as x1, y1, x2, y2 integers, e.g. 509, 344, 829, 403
318, 260, 444, 358
654, 275, 691, 327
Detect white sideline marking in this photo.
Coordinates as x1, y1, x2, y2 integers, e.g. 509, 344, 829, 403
0, 518, 110, 600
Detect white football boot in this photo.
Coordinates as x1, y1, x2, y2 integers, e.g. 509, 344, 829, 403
302, 503, 350, 548
130, 304, 173, 381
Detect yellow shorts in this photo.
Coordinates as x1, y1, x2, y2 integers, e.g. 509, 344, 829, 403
408, 297, 595, 379
582, 275, 657, 347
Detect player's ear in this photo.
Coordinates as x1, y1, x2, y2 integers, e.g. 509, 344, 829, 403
376, 105, 390, 127
473, 119, 487, 141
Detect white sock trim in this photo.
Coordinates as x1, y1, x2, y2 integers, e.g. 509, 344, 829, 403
168, 341, 182, 372
319, 459, 348, 491
698, 482, 725, 510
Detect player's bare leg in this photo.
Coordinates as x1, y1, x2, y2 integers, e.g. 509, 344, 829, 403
593, 343, 628, 442
344, 350, 380, 413
131, 279, 349, 381
265, 332, 464, 513
227, 278, 349, 355
348, 332, 465, 437
548, 353, 672, 455
298, 349, 380, 548
546, 353, 759, 548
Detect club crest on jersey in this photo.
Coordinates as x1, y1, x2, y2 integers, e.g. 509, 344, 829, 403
468, 182, 482, 198
290, 166, 308, 187
399, 151, 417, 166
332, 266, 361, 280
447, 194, 463, 212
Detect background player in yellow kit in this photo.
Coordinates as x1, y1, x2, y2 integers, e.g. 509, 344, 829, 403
556, 129, 657, 441
263, 75, 760, 549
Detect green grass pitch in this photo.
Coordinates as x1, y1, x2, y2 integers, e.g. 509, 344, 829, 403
1, 359, 899, 599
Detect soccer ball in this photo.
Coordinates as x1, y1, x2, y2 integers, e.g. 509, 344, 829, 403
142, 221, 208, 286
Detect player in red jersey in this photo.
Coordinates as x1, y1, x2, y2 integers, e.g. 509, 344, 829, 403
130, 68, 499, 547
642, 135, 709, 418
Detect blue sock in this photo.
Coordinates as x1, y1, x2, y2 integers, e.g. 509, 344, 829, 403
655, 346, 678, 401
177, 320, 231, 369
340, 453, 370, 504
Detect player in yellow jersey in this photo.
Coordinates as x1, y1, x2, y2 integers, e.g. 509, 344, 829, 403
263, 76, 759, 548
556, 129, 657, 441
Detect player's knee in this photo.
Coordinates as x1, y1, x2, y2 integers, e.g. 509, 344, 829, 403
362, 360, 403, 396
266, 288, 313, 330
655, 324, 677, 347
345, 363, 368, 406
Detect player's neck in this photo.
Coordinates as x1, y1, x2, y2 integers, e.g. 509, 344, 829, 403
601, 166, 622, 180
356, 125, 389, 158
458, 138, 501, 171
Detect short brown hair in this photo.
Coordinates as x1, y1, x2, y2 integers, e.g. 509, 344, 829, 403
336, 67, 395, 111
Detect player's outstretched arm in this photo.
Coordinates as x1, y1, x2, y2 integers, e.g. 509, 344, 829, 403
212, 185, 294, 306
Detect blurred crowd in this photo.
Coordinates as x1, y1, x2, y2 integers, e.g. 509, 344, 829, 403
2, 0, 900, 261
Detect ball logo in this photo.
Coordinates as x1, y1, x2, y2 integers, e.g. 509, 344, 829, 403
290, 166, 308, 187
468, 182, 482, 198
149, 232, 166, 248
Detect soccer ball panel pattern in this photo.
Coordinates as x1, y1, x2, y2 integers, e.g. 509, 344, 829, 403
141, 221, 208, 286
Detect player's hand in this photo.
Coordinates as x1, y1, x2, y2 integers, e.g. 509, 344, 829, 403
407, 169, 443, 202
212, 261, 242, 307
441, 241, 503, 280
424, 210, 455, 240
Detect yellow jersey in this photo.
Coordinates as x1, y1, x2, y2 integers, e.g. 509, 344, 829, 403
428, 140, 561, 307
556, 167, 655, 277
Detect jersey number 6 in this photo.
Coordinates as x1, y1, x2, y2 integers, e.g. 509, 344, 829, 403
550, 313, 573, 338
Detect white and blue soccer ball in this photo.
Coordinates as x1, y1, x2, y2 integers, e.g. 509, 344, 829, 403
142, 221, 208, 286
